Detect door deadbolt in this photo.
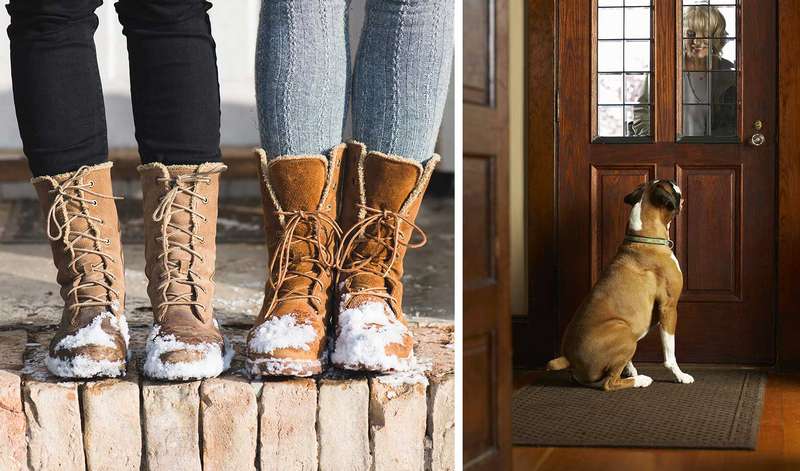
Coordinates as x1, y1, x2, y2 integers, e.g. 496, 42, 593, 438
750, 120, 765, 147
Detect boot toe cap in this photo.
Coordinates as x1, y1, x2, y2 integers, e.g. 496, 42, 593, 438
143, 324, 232, 380
46, 344, 127, 378
331, 300, 415, 372
245, 313, 327, 378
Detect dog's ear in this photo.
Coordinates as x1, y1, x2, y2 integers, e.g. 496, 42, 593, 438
623, 184, 645, 206
652, 184, 677, 211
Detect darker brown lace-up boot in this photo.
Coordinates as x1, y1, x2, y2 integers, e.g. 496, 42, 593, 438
245, 144, 343, 377
138, 162, 231, 380
32, 163, 129, 378
331, 141, 439, 372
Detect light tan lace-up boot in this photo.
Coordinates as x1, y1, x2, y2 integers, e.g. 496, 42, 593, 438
244, 144, 343, 377
32, 163, 129, 378
332, 142, 439, 372
138, 162, 231, 380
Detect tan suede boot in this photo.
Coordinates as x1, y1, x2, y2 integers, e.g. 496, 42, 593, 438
138, 162, 231, 380
332, 142, 439, 372
244, 144, 344, 377
32, 163, 129, 378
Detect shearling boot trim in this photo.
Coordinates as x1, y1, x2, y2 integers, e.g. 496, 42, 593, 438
136, 161, 228, 176
400, 154, 440, 214
345, 140, 441, 216
30, 161, 115, 185
346, 141, 369, 220
255, 143, 345, 225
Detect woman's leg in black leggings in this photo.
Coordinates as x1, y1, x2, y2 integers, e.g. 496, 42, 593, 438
115, 0, 221, 165
7, 0, 108, 177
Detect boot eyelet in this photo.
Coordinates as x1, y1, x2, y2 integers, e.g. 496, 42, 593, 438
91, 200, 98, 206
202, 197, 209, 204
104, 238, 111, 245
88, 181, 95, 188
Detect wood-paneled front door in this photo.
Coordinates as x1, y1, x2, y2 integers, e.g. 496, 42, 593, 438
557, 0, 776, 363
463, 0, 511, 469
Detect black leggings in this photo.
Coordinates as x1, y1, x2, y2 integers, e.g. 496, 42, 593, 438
7, 0, 222, 177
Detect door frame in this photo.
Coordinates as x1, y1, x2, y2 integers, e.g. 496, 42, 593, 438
521, 0, 800, 370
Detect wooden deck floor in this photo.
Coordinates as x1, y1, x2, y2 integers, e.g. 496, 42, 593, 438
513, 371, 800, 471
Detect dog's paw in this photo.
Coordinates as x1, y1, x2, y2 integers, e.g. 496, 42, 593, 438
674, 372, 694, 384
633, 375, 653, 388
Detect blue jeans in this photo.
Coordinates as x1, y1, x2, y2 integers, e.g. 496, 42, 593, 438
255, 0, 453, 163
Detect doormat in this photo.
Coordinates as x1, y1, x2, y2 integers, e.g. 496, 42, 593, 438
512, 368, 766, 449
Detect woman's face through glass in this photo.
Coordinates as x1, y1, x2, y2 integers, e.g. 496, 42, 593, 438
684, 29, 709, 64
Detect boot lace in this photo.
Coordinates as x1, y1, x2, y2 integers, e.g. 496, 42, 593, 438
151, 169, 221, 320
336, 204, 427, 315
263, 210, 341, 319
46, 166, 122, 316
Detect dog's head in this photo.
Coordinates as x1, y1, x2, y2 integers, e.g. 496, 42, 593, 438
624, 180, 683, 228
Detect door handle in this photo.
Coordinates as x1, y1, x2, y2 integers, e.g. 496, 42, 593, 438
750, 120, 765, 147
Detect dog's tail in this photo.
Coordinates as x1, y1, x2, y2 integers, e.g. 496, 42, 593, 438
546, 356, 570, 371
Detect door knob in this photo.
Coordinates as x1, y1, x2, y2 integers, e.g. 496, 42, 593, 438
750, 120, 765, 147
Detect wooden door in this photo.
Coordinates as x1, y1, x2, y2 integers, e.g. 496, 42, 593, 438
463, 0, 511, 469
558, 0, 776, 363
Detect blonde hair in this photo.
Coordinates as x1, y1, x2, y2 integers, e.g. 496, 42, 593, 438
683, 6, 728, 56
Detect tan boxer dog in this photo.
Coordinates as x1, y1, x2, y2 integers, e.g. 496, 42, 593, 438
547, 180, 694, 391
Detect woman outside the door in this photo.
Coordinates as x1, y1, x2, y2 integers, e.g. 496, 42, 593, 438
9, 0, 453, 381
631, 5, 735, 137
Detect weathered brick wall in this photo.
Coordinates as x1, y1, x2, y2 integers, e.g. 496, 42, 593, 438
0, 323, 454, 471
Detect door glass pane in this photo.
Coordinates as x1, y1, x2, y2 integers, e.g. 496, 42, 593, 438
594, 0, 653, 140
679, 1, 739, 141
624, 8, 650, 38
598, 74, 623, 103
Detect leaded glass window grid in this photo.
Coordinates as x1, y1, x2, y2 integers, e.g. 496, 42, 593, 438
592, 0, 654, 143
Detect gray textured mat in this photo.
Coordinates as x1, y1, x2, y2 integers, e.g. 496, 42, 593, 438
512, 368, 766, 449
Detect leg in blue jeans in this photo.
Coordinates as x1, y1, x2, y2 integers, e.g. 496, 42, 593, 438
255, 0, 349, 158
352, 0, 454, 163
255, 0, 453, 162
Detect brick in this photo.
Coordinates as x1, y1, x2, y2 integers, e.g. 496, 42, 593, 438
24, 381, 85, 471
258, 378, 317, 471
318, 378, 370, 471
82, 378, 142, 471
200, 377, 258, 471
142, 380, 201, 471
0, 370, 25, 470
426, 374, 455, 471
369, 375, 428, 471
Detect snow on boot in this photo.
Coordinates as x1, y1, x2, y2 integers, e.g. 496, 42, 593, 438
244, 145, 344, 377
33, 163, 129, 378
332, 142, 439, 372
139, 162, 232, 380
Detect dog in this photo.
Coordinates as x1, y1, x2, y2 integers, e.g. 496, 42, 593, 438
547, 180, 694, 391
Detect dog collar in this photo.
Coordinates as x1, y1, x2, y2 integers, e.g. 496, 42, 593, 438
623, 234, 674, 249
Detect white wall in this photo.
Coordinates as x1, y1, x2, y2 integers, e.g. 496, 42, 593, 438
509, 0, 527, 316
0, 0, 453, 171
